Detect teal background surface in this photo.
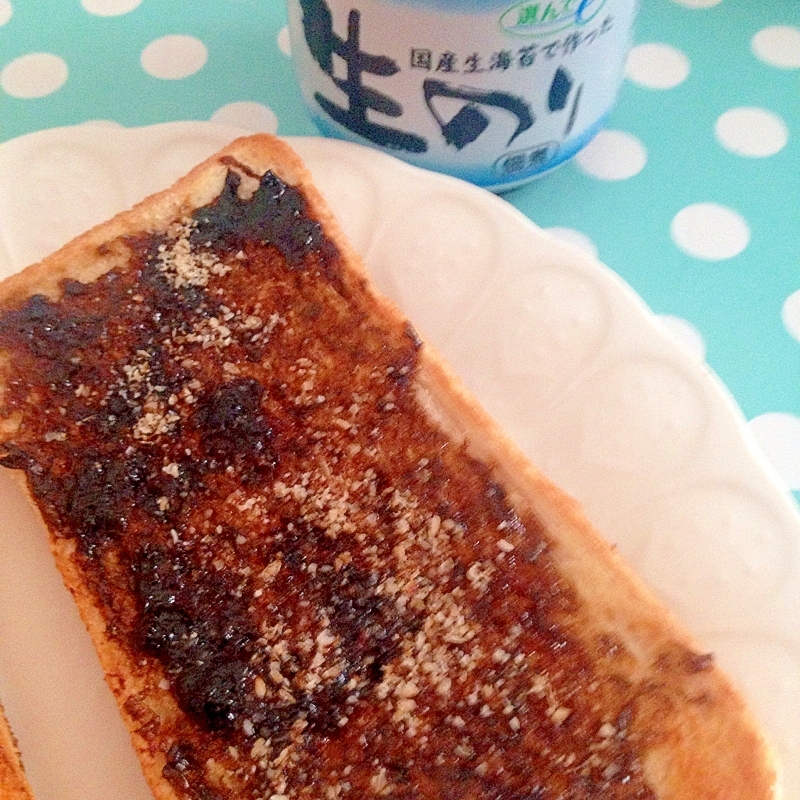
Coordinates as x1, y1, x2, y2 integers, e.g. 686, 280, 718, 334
511, 0, 800, 422
1, 0, 798, 501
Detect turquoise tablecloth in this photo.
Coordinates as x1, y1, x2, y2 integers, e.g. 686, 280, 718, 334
0, 0, 798, 501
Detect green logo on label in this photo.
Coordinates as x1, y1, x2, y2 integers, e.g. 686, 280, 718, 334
500, 0, 608, 37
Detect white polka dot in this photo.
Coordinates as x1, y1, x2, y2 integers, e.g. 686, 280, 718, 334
752, 25, 800, 69
574, 130, 647, 181
657, 315, 706, 360
0, 52, 68, 99
781, 289, 800, 344
81, 0, 142, 15
625, 43, 690, 89
715, 107, 788, 157
748, 412, 800, 491
278, 25, 292, 57
141, 35, 207, 80
0, 0, 12, 26
670, 203, 750, 260
210, 102, 278, 133
544, 227, 599, 259
670, 0, 722, 7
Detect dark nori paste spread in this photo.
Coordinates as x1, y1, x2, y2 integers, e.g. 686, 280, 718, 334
0, 167, 667, 800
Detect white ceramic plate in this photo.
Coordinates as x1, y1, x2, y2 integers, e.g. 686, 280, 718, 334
0, 122, 797, 800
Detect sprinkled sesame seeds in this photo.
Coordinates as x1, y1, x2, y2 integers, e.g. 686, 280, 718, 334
0, 166, 660, 800
550, 705, 572, 726
157, 219, 232, 289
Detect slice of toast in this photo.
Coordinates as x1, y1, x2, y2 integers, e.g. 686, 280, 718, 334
0, 701, 35, 799
0, 134, 779, 800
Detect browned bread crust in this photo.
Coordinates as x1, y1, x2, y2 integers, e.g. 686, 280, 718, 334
0, 700, 35, 799
0, 134, 780, 800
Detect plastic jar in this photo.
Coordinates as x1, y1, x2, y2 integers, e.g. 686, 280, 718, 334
286, 0, 638, 191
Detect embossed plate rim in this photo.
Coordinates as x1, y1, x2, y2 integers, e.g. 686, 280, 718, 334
0, 121, 796, 800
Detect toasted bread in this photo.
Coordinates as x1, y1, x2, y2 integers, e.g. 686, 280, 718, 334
0, 134, 779, 800
0, 700, 35, 799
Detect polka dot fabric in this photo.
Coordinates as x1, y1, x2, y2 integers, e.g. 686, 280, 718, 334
0, 0, 798, 500
0, 1, 310, 139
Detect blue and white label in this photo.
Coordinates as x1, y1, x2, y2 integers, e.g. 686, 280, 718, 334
287, 0, 637, 190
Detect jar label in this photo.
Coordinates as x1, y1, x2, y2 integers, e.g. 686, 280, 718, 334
288, 0, 637, 189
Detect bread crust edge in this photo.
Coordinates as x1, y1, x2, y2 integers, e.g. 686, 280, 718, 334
0, 698, 36, 800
